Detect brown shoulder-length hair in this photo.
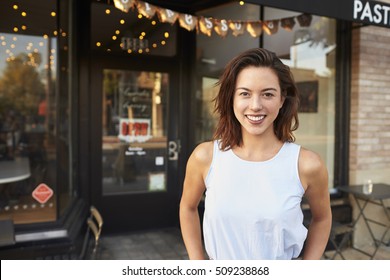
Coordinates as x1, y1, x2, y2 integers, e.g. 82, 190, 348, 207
213, 48, 299, 150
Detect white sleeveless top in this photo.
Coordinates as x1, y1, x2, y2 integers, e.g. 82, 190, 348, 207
203, 141, 308, 260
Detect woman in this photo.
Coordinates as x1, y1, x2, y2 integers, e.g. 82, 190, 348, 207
179, 48, 331, 260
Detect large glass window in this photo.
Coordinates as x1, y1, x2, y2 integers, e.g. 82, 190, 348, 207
0, 0, 74, 224
195, 3, 336, 190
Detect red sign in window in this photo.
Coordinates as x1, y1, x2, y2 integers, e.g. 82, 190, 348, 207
32, 183, 54, 204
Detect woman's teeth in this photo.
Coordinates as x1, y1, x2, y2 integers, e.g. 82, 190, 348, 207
247, 115, 265, 121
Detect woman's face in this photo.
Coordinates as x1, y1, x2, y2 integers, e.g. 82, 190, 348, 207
233, 66, 284, 139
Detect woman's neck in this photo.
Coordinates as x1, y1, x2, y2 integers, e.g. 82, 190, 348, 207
233, 132, 283, 162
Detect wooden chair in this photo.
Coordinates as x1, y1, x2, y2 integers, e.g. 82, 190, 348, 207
80, 206, 103, 259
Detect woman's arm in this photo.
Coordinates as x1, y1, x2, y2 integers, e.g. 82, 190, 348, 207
179, 142, 213, 260
299, 148, 332, 260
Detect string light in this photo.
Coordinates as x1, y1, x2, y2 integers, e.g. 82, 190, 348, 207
239, 1, 245, 6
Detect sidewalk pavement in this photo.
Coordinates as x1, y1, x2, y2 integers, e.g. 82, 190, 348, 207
97, 227, 390, 260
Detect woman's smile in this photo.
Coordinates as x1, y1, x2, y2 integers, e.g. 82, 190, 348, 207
246, 114, 266, 123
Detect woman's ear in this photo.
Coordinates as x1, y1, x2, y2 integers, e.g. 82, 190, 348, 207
280, 91, 286, 109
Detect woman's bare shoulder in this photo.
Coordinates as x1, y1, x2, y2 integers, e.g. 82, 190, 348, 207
190, 141, 214, 166
298, 147, 328, 190
299, 147, 324, 173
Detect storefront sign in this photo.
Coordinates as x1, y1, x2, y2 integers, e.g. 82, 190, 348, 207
354, 0, 390, 26
248, 0, 390, 28
118, 118, 152, 143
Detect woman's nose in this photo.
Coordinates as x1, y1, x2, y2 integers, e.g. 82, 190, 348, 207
250, 95, 263, 110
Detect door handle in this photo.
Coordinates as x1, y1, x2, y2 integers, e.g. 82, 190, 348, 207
168, 140, 180, 161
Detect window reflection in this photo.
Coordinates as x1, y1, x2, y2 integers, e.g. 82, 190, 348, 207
0, 0, 70, 224
102, 70, 169, 194
263, 8, 336, 190
91, 1, 177, 56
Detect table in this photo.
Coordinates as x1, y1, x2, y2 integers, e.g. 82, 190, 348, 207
338, 183, 390, 259
0, 157, 31, 184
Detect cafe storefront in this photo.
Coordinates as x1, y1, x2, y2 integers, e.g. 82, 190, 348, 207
1, 0, 390, 259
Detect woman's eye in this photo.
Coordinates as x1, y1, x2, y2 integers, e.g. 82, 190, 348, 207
263, 92, 274, 97
239, 92, 249, 96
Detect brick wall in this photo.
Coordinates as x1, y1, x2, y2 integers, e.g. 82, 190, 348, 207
350, 22, 390, 184
349, 0, 390, 251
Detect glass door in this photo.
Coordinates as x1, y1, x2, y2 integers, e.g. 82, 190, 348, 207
102, 69, 169, 194
89, 61, 181, 231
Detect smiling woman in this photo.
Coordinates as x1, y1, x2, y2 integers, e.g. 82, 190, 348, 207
180, 48, 332, 260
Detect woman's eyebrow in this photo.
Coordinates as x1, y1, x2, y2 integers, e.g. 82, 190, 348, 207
235, 87, 251, 91
235, 87, 277, 92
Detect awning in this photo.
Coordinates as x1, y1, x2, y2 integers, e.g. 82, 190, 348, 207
247, 0, 390, 28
